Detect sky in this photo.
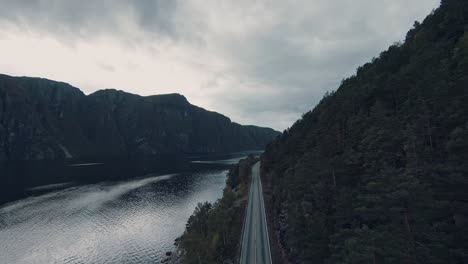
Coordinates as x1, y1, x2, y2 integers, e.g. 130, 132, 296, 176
0, 0, 440, 131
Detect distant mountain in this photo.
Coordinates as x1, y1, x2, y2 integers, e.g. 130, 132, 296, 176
261, 1, 468, 263
0, 74, 280, 161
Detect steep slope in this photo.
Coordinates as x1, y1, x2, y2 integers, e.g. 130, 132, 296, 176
0, 75, 90, 160
262, 1, 468, 263
0, 74, 280, 161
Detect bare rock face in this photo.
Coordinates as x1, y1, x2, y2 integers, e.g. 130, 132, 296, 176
0, 74, 280, 161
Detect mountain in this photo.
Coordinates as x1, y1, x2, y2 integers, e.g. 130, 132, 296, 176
260, 1, 468, 263
0, 74, 280, 161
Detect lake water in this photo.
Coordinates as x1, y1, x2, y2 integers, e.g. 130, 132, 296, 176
0, 152, 260, 263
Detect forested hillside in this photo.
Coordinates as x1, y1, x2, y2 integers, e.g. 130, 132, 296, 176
262, 0, 468, 263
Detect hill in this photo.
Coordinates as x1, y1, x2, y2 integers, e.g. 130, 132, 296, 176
261, 0, 468, 263
0, 74, 280, 160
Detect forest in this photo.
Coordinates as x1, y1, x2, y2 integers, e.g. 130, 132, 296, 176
179, 156, 257, 263
262, 0, 468, 263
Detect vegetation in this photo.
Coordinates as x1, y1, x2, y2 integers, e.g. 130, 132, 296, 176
180, 156, 258, 263
262, 0, 468, 263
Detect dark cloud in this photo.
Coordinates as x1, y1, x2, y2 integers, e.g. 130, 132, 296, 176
0, 0, 177, 42
196, 0, 440, 128
0, 0, 441, 130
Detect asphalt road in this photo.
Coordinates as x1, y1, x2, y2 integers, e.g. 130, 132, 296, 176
240, 161, 272, 264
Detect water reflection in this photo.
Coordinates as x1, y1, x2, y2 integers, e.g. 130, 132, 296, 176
0, 151, 261, 263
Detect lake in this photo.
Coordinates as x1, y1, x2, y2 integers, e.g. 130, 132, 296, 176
0, 151, 260, 263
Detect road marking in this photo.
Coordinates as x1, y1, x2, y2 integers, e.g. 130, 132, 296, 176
240, 161, 271, 264
258, 163, 273, 264
254, 178, 258, 264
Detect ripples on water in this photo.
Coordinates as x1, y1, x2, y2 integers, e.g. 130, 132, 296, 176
0, 152, 258, 263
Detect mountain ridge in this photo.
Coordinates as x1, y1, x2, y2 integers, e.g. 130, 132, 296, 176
0, 73, 280, 161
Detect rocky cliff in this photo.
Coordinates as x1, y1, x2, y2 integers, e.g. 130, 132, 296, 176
0, 74, 280, 160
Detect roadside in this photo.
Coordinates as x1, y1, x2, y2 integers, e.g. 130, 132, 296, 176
261, 162, 290, 264
168, 155, 258, 264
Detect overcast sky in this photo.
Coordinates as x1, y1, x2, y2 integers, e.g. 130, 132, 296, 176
0, 0, 440, 131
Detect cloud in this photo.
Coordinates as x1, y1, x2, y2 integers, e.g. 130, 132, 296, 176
0, 0, 177, 43
0, 0, 440, 130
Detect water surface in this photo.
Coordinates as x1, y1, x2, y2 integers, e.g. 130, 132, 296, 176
0, 152, 259, 263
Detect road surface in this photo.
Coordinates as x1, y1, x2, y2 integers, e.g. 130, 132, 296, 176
240, 161, 272, 264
